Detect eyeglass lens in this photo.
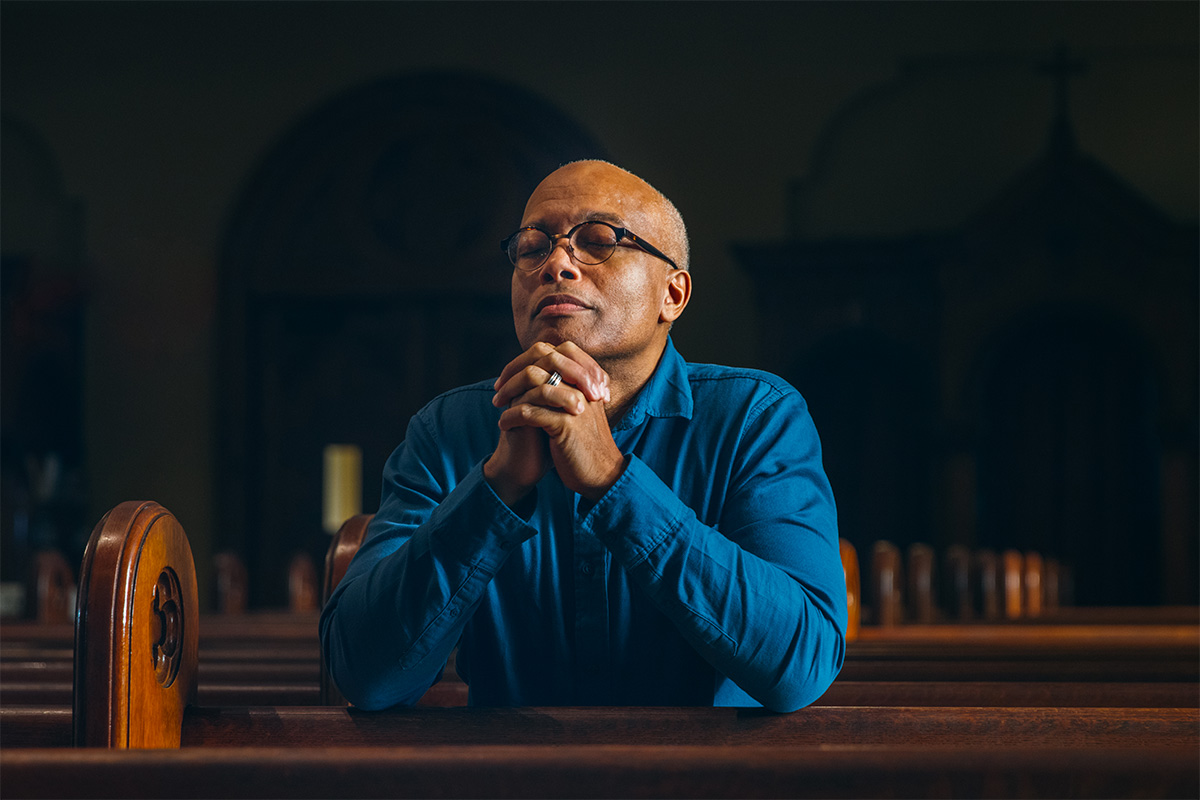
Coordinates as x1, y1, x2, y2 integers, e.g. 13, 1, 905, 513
509, 222, 619, 271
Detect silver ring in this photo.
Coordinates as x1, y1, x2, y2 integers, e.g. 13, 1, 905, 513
545, 371, 562, 387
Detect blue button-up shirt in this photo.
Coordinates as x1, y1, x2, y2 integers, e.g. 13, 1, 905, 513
321, 338, 846, 712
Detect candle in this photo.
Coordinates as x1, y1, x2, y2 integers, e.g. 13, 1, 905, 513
323, 444, 362, 534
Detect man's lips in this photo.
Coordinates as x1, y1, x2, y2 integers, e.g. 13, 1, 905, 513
533, 294, 593, 318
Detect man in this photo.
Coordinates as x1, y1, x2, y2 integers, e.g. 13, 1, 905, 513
320, 161, 846, 712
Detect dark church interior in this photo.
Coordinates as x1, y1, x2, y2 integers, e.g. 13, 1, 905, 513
1, 2, 1197, 794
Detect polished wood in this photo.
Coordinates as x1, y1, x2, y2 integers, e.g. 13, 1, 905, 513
9, 679, 1196, 749
944, 545, 972, 620
838, 538, 860, 642
3, 681, 321, 707
32, 550, 75, 624
2, 611, 321, 649
853, 622, 1198, 649
16, 703, 1171, 758
287, 553, 319, 613
1031, 605, 1199, 625
0, 706, 73, 748
320, 513, 372, 704
5, 500, 1198, 800
72, 501, 199, 748
321, 513, 372, 606
1003, 549, 1024, 619
976, 549, 1001, 621
1024, 551, 1045, 617
907, 543, 936, 623
870, 540, 902, 626
164, 705, 1198, 749
812, 680, 1200, 708
212, 551, 248, 615
6, 744, 1195, 799
840, 659, 1197, 682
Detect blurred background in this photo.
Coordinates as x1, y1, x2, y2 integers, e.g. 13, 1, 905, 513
2, 0, 1196, 612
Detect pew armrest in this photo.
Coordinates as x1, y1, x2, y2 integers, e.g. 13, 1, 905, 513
74, 501, 199, 747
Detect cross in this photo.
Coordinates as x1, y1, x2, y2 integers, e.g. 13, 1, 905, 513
1037, 42, 1088, 124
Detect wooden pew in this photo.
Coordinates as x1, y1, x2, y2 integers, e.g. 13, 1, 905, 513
2, 533, 326, 710
5, 501, 1196, 800
6, 742, 1194, 800
67, 503, 1200, 732
839, 537, 860, 641
320, 512, 371, 704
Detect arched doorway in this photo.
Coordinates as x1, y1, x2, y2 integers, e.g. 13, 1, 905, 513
217, 73, 607, 607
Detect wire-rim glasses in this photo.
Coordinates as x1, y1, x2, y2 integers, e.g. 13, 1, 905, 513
500, 220, 678, 272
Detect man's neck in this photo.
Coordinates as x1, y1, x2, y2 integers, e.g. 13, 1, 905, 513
598, 339, 669, 424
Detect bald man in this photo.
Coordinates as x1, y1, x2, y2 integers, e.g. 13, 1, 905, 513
320, 161, 846, 712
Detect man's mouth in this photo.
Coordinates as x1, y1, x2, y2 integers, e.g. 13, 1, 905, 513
534, 294, 592, 318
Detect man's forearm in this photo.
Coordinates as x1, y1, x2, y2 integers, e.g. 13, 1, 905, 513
583, 455, 847, 712
320, 462, 535, 709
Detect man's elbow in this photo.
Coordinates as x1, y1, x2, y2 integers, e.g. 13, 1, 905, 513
324, 649, 421, 711
320, 607, 414, 711
762, 628, 847, 713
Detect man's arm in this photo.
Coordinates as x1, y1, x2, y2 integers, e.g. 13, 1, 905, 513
319, 410, 537, 710
581, 388, 847, 712
322, 342, 609, 710
495, 342, 845, 711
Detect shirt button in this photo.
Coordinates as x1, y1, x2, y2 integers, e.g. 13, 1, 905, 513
580, 561, 594, 577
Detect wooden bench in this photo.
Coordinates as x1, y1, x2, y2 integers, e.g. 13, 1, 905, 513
3, 500, 1196, 800
6, 741, 1194, 799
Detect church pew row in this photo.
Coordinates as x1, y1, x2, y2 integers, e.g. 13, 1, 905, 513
2, 501, 1197, 800
3, 707, 1197, 797
8, 673, 1198, 748
7, 678, 1198, 748
67, 505, 1200, 752
8, 542, 320, 626
6, 743, 1194, 800
871, 540, 1197, 627
9, 672, 1197, 712
3, 506, 1195, 723
9, 703, 1195, 750
11, 619, 1195, 711
2, 506, 1195, 720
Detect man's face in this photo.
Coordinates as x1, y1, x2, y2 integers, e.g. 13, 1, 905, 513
510, 162, 686, 365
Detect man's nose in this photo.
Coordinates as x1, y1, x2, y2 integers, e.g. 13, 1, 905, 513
539, 239, 579, 282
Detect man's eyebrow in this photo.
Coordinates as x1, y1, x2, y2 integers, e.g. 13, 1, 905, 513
584, 210, 625, 226
523, 210, 628, 231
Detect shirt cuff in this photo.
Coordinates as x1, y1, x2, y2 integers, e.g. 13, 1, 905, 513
577, 454, 689, 566
429, 460, 540, 572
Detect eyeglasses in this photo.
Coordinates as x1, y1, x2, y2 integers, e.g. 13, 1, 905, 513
500, 220, 678, 272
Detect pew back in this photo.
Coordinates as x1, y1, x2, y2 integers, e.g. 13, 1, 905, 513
73, 501, 199, 748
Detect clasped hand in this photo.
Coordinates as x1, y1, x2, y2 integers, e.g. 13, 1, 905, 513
483, 341, 626, 506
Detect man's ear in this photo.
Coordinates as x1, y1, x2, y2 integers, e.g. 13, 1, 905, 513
660, 269, 692, 324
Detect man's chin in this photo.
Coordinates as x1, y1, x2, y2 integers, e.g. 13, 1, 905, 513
521, 320, 591, 351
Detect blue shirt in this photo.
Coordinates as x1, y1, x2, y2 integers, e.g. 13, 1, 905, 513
320, 338, 846, 712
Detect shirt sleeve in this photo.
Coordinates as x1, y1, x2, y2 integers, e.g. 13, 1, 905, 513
318, 411, 537, 710
578, 387, 847, 713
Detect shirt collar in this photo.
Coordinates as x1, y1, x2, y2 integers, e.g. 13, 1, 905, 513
611, 336, 694, 431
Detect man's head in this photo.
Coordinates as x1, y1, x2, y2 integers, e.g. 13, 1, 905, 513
507, 160, 691, 369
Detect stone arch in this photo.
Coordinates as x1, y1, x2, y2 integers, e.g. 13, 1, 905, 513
216, 72, 607, 606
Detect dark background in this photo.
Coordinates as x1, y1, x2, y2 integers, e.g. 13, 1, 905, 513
2, 1, 1196, 611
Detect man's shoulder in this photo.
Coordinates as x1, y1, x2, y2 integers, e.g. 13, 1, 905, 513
414, 378, 498, 420
684, 361, 798, 398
